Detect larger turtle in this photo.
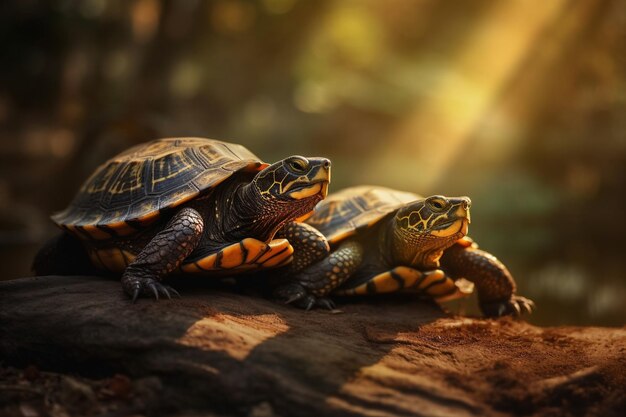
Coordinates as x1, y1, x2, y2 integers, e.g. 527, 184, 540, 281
34, 137, 331, 302
274, 186, 534, 317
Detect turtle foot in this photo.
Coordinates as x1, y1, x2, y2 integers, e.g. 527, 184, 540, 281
123, 275, 180, 303
274, 283, 336, 311
481, 295, 535, 317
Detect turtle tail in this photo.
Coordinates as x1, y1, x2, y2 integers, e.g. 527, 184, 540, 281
32, 232, 99, 276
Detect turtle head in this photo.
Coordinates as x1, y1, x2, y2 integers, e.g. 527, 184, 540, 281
253, 156, 331, 202
245, 156, 331, 240
390, 195, 471, 268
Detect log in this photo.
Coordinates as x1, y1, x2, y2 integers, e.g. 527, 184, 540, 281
1, 275, 624, 417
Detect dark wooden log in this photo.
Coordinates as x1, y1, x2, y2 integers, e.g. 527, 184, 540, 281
1, 275, 624, 417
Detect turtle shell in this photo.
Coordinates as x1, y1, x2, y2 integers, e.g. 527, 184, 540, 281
53, 137, 269, 240
306, 185, 421, 245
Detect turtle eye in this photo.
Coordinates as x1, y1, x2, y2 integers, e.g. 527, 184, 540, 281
288, 158, 308, 173
428, 197, 446, 211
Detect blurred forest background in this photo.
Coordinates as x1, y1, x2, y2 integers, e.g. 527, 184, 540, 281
0, 0, 624, 326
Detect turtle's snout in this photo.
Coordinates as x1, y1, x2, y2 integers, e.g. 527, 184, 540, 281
458, 197, 471, 225
306, 157, 331, 183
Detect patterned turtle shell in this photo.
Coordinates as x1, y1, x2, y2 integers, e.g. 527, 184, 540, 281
53, 138, 269, 240
306, 185, 422, 245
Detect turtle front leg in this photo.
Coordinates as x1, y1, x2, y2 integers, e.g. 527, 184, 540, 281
122, 207, 204, 302
274, 240, 362, 310
277, 222, 330, 273
440, 243, 534, 317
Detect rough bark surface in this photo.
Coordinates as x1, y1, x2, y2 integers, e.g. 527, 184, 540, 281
1, 276, 624, 417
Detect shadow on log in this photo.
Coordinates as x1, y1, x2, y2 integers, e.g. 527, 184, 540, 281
1, 275, 625, 417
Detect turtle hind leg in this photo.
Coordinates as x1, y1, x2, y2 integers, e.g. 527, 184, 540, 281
32, 232, 99, 276
440, 244, 535, 317
275, 240, 363, 310
122, 207, 204, 302
333, 267, 458, 300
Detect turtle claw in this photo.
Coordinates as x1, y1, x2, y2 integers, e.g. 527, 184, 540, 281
274, 283, 337, 311
517, 296, 535, 315
161, 286, 171, 300
132, 288, 140, 304
150, 283, 159, 300
316, 297, 336, 310
481, 295, 535, 318
285, 293, 304, 305
274, 283, 307, 305
124, 276, 179, 302
304, 296, 315, 311
298, 295, 337, 311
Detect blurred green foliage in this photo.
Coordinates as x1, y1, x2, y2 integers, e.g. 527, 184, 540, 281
0, 0, 624, 325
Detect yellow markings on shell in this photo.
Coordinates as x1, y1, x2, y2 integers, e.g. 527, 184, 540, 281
89, 248, 135, 273
65, 225, 87, 240
81, 225, 112, 240
328, 229, 357, 245
108, 162, 144, 194
102, 220, 137, 237
288, 182, 322, 199
151, 152, 193, 185
168, 191, 200, 208
135, 210, 160, 224
83, 163, 119, 193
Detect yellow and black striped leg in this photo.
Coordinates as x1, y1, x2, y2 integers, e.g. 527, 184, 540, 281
333, 267, 458, 300
180, 238, 293, 273
277, 222, 330, 273
274, 241, 363, 310
122, 207, 204, 302
440, 244, 535, 317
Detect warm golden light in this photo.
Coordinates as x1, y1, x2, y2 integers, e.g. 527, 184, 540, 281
371, 0, 570, 189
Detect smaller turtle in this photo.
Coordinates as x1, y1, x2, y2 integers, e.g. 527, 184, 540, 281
274, 186, 534, 317
33, 138, 331, 302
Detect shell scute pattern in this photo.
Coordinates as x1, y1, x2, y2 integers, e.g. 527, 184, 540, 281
307, 186, 420, 245
52, 138, 266, 239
